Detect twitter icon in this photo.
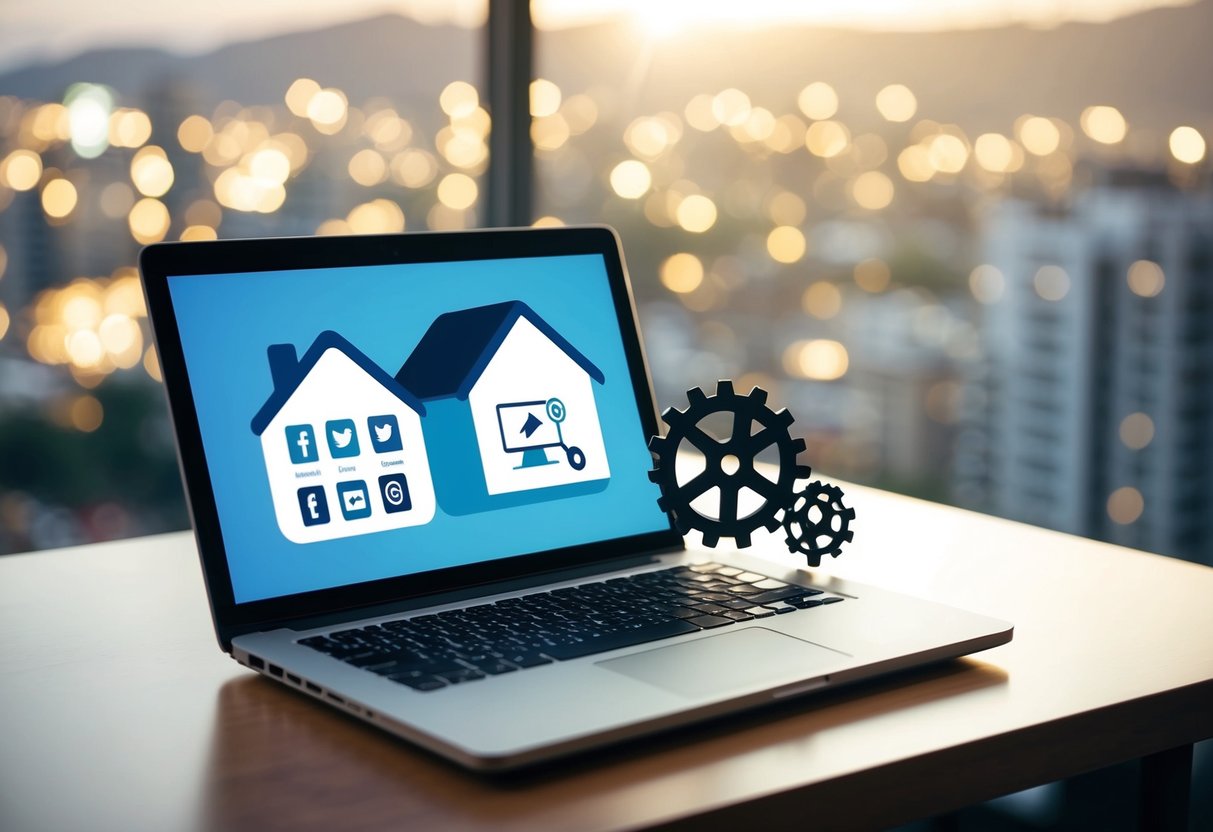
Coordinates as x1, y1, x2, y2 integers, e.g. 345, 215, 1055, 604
325, 418, 360, 459
367, 414, 403, 453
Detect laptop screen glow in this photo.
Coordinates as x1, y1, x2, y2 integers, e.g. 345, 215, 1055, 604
168, 253, 669, 604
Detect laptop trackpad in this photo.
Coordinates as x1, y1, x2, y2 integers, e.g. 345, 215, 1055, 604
597, 627, 850, 699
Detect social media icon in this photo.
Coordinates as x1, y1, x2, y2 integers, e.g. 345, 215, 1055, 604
285, 424, 319, 464
326, 419, 360, 459
296, 486, 330, 526
378, 473, 412, 514
367, 414, 403, 453
336, 480, 371, 520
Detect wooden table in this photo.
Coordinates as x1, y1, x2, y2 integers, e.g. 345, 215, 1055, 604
2, 482, 1211, 832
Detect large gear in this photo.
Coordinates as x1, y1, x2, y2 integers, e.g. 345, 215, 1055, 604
783, 481, 855, 566
648, 381, 810, 548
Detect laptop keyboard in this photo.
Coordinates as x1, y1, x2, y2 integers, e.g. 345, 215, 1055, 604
297, 562, 845, 692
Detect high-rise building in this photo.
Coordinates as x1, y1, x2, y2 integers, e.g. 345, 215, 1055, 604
957, 170, 1213, 564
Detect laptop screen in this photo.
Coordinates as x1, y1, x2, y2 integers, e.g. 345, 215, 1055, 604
167, 252, 670, 604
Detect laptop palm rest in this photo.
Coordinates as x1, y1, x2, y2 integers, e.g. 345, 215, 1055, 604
596, 627, 851, 699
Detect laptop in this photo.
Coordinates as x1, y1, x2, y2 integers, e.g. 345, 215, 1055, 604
140, 226, 1012, 771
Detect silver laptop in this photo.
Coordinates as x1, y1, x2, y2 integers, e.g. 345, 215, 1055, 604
140, 226, 1011, 771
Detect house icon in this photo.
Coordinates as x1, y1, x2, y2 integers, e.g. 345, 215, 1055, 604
397, 301, 611, 515
251, 331, 436, 543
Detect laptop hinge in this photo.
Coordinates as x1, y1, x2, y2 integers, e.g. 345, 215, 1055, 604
258, 551, 672, 637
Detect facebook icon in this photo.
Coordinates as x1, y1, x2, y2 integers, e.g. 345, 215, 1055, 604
285, 424, 319, 464
296, 486, 330, 526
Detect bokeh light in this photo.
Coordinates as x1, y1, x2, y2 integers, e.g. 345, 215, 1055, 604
128, 198, 171, 244
609, 159, 651, 198
1168, 126, 1206, 164
1033, 265, 1070, 301
969, 265, 1005, 304
676, 194, 717, 233
1119, 413, 1155, 450
784, 339, 849, 381
659, 253, 704, 293
797, 82, 838, 120
854, 259, 891, 293
41, 178, 78, 219
530, 79, 562, 118
130, 146, 174, 197
1126, 260, 1165, 297
1080, 106, 1127, 144
436, 173, 478, 210
851, 170, 894, 209
875, 84, 916, 122
1107, 486, 1144, 525
1018, 116, 1061, 156
767, 226, 806, 263
802, 281, 842, 318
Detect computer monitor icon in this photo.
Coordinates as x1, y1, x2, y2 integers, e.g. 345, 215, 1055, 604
495, 398, 586, 471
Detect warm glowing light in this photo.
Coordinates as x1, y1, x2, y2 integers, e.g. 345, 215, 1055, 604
144, 345, 163, 382
347, 199, 405, 234
797, 82, 838, 120
660, 253, 704, 293
178, 115, 214, 153
1127, 260, 1165, 297
436, 173, 478, 210
609, 160, 652, 199
391, 149, 438, 188
1019, 116, 1061, 156
285, 78, 321, 117
805, 120, 849, 158
530, 78, 562, 117
711, 89, 751, 127
128, 198, 171, 244
348, 149, 388, 186
67, 329, 104, 368
676, 194, 717, 233
185, 199, 222, 229
250, 147, 291, 183
69, 395, 104, 432
785, 339, 848, 381
767, 226, 806, 263
532, 216, 565, 228
306, 88, 348, 132
1119, 413, 1155, 450
440, 81, 479, 118
854, 259, 891, 293
1169, 126, 1206, 164
2, 149, 43, 191
365, 108, 411, 149
897, 144, 933, 182
64, 83, 113, 159
625, 116, 674, 159
851, 170, 894, 209
0, 304, 8, 341
685, 94, 719, 132
974, 133, 1014, 172
130, 146, 174, 197
531, 114, 570, 151
180, 225, 218, 241
875, 84, 916, 122
0, 244, 6, 281
767, 191, 806, 226
1107, 486, 1143, 524
1033, 265, 1070, 301
30, 103, 70, 143
1080, 106, 1127, 144
41, 178, 78, 219
927, 133, 969, 173
109, 109, 152, 148
969, 265, 1005, 304
802, 281, 842, 319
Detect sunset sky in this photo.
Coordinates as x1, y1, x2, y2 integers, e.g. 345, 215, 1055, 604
0, 0, 1194, 72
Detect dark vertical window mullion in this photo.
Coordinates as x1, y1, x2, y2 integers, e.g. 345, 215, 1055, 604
484, 0, 534, 228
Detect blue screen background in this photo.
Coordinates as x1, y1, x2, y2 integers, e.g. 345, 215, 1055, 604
168, 254, 670, 603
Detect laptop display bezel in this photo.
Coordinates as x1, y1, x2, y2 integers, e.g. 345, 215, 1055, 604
140, 226, 682, 648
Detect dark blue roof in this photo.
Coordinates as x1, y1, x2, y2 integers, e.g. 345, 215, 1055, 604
250, 330, 425, 435
396, 301, 604, 401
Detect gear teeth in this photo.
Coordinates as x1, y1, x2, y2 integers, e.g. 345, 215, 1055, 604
656, 495, 669, 512
747, 386, 768, 405
702, 533, 720, 548
805, 555, 822, 567
841, 530, 854, 542
775, 408, 795, 427
791, 438, 807, 453
796, 465, 812, 478
648, 469, 661, 483
673, 515, 691, 535
715, 379, 735, 397
842, 508, 856, 521
661, 405, 685, 425
734, 531, 751, 548
763, 515, 781, 532
686, 386, 708, 406
648, 434, 667, 452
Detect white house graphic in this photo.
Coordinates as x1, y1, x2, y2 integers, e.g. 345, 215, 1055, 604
250, 331, 436, 544
396, 301, 610, 515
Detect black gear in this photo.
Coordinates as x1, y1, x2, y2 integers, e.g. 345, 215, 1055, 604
648, 381, 810, 548
783, 481, 855, 566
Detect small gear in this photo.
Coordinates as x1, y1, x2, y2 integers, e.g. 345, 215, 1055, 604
783, 481, 855, 566
648, 381, 810, 548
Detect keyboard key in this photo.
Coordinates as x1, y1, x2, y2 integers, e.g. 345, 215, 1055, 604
748, 586, 813, 605
686, 614, 733, 629
502, 653, 552, 668
745, 606, 776, 618
399, 676, 446, 692
440, 668, 486, 684
735, 572, 767, 583
752, 579, 788, 590
543, 619, 699, 661
689, 562, 724, 572
821, 596, 844, 604
476, 661, 518, 675
721, 610, 754, 621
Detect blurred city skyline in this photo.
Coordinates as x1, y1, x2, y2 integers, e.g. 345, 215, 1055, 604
0, 0, 1198, 72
